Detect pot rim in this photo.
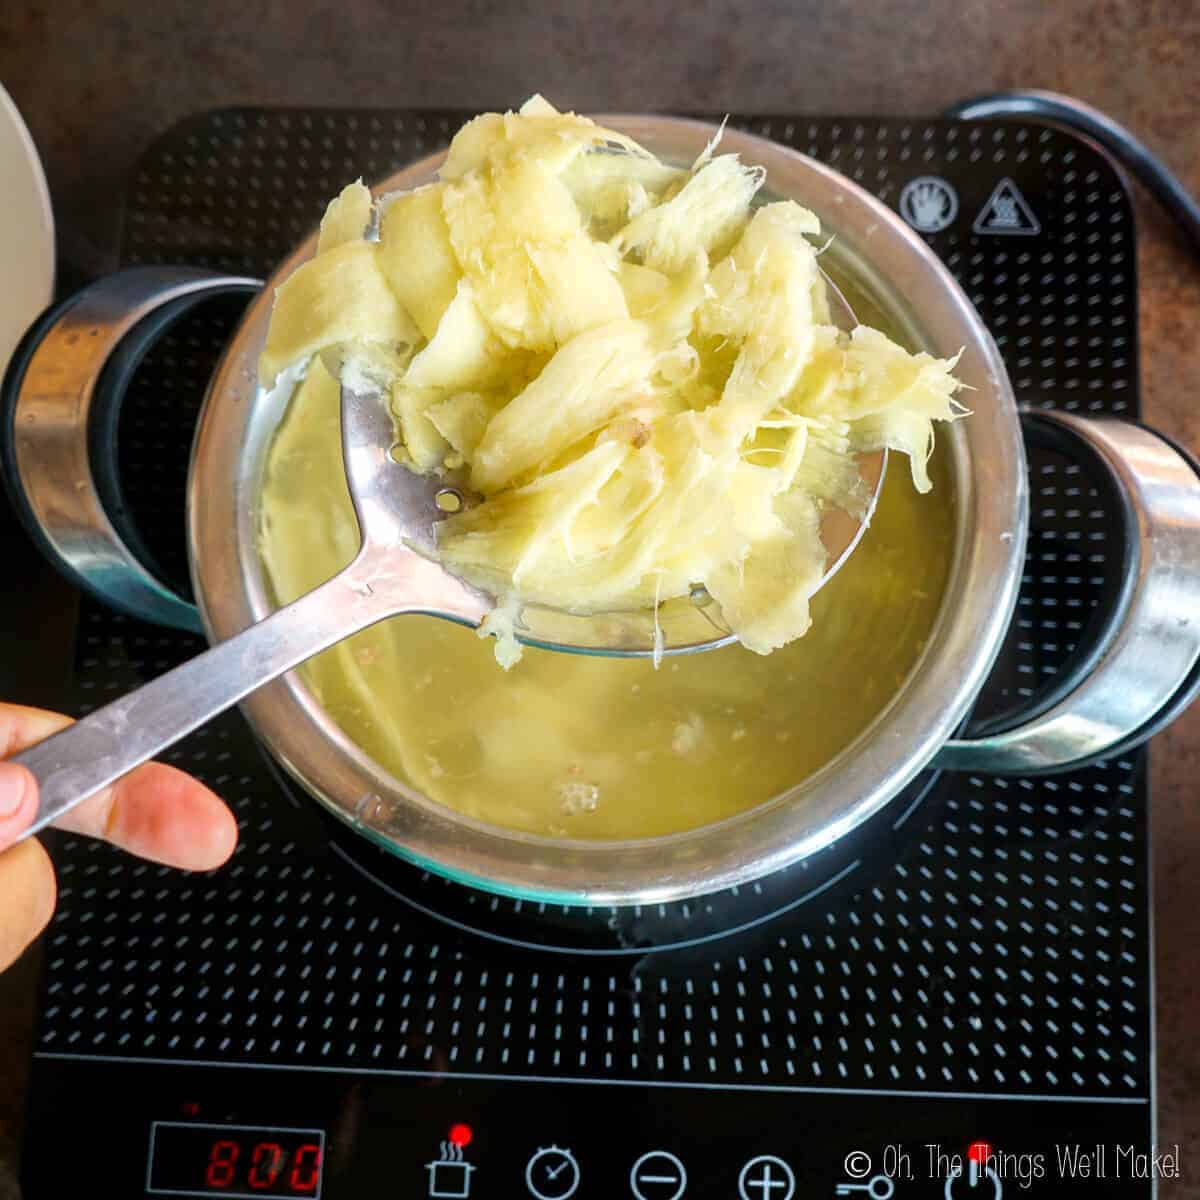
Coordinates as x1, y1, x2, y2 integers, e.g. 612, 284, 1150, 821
187, 114, 1028, 905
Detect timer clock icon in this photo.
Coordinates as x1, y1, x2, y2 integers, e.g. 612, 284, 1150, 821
525, 1146, 581, 1199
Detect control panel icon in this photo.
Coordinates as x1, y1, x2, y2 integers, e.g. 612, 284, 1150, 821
426, 1148, 474, 1198
526, 1145, 581, 1200
944, 1160, 1002, 1199
738, 1155, 796, 1200
426, 1127, 475, 1197
836, 1175, 894, 1198
630, 1149, 687, 1200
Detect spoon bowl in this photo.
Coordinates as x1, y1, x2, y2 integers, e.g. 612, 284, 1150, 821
345, 271, 885, 658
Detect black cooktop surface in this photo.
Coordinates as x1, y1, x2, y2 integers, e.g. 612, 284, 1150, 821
17, 110, 1154, 1199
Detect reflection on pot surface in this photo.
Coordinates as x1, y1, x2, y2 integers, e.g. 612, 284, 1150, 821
258, 356, 955, 839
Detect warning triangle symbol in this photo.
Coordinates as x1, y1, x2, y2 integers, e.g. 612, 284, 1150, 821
973, 178, 1041, 236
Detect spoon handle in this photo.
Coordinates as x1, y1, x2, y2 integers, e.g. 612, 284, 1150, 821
11, 559, 400, 841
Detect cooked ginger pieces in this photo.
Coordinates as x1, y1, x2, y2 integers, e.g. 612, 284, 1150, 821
259, 95, 964, 663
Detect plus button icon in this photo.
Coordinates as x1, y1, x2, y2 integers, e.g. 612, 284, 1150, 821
738, 1156, 796, 1200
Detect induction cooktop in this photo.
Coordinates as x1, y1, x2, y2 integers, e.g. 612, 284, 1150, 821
15, 109, 1159, 1198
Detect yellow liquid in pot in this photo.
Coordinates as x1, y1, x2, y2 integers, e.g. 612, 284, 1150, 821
258, 373, 955, 840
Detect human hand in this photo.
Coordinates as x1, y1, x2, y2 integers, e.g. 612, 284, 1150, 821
0, 701, 237, 972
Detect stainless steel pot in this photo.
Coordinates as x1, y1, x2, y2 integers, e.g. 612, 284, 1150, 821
6, 116, 1200, 905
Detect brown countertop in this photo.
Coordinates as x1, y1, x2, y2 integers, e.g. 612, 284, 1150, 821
1, 1, 1197, 1196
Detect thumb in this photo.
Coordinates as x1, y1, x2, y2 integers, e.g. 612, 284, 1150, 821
0, 761, 37, 850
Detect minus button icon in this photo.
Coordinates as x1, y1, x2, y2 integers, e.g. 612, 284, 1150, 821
630, 1151, 688, 1200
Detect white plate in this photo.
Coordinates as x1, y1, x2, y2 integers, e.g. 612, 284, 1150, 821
0, 82, 54, 383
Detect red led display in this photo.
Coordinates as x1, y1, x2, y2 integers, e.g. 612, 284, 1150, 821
147, 1123, 325, 1197
204, 1140, 240, 1188
288, 1145, 323, 1193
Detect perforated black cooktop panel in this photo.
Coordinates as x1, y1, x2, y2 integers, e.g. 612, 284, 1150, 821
22, 112, 1152, 1199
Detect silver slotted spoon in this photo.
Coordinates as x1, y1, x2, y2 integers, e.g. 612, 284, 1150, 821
12, 277, 884, 839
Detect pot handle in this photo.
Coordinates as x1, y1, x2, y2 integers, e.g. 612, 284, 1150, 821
937, 409, 1200, 774
0, 267, 262, 635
